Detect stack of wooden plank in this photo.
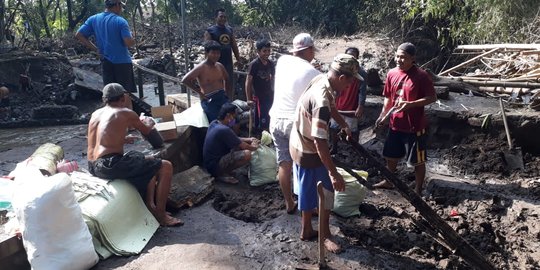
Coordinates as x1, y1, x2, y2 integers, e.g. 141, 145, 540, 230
434, 44, 540, 107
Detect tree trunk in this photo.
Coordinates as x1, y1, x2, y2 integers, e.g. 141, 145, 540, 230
67, 0, 89, 31
38, 0, 51, 38
0, 0, 5, 43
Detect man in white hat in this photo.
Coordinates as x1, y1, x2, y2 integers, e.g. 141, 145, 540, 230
270, 33, 351, 214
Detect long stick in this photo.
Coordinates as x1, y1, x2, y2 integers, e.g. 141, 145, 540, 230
439, 48, 500, 76
345, 139, 496, 270
317, 181, 326, 268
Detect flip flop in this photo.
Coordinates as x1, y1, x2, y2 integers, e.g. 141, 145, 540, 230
216, 176, 239, 184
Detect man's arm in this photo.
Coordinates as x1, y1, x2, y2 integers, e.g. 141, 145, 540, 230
238, 138, 259, 151
203, 31, 212, 41
356, 70, 368, 118
245, 74, 254, 103
123, 36, 135, 47
220, 64, 232, 98
231, 35, 240, 61
75, 32, 99, 54
395, 94, 437, 113
127, 110, 153, 136
375, 96, 392, 127
314, 138, 345, 192
330, 106, 352, 139
181, 65, 206, 99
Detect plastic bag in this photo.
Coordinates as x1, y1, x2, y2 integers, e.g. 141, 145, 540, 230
260, 130, 273, 146
12, 168, 98, 270
249, 145, 278, 186
332, 168, 368, 217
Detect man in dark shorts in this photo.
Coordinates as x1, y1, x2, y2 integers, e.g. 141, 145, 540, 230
76, 0, 136, 108
245, 39, 275, 130
204, 8, 240, 99
182, 41, 230, 122
87, 83, 182, 227
203, 103, 259, 184
373, 42, 437, 194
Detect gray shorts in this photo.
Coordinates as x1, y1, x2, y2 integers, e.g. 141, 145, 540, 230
330, 115, 359, 132
269, 118, 294, 164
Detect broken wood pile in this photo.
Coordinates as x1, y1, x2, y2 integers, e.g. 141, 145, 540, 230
436, 44, 540, 109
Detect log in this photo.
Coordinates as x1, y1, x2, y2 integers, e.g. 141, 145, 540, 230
428, 70, 483, 95
439, 48, 500, 76
345, 139, 496, 270
167, 166, 214, 210
28, 143, 64, 176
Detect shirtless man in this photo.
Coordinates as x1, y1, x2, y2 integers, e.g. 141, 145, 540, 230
87, 83, 182, 227
182, 40, 230, 122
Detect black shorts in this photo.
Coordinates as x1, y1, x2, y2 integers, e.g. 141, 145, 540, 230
102, 59, 137, 93
383, 129, 427, 167
88, 151, 162, 196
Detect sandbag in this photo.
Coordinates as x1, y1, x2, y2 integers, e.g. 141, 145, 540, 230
12, 168, 98, 270
332, 168, 368, 217
249, 145, 278, 186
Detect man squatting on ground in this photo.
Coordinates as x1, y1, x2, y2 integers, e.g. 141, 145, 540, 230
204, 8, 240, 99
203, 103, 260, 184
330, 47, 368, 150
373, 42, 437, 194
87, 83, 182, 227
75, 0, 136, 109
290, 54, 362, 253
245, 38, 275, 131
270, 33, 352, 214
182, 40, 230, 123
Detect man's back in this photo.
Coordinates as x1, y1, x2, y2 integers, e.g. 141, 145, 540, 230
87, 106, 132, 161
78, 12, 132, 63
270, 55, 320, 120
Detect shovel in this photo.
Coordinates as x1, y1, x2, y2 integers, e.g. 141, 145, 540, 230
358, 107, 396, 144
499, 98, 524, 170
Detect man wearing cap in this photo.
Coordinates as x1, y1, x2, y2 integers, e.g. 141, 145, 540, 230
373, 42, 437, 194
87, 83, 183, 227
204, 8, 240, 99
290, 53, 361, 253
330, 47, 367, 151
76, 0, 136, 108
270, 33, 351, 214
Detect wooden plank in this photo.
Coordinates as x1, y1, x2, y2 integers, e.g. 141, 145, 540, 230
457, 44, 540, 51
345, 139, 496, 270
439, 48, 500, 76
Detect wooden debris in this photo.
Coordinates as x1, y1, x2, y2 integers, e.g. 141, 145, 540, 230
167, 166, 214, 210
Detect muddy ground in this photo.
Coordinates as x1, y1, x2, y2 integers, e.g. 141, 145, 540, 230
2, 29, 540, 269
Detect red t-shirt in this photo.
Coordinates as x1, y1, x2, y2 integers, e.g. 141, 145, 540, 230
335, 78, 360, 112
383, 66, 435, 133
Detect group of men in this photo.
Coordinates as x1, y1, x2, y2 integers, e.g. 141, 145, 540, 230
76, 1, 437, 254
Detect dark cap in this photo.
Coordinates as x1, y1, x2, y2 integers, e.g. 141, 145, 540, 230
103, 83, 126, 99
105, 0, 122, 7
398, 42, 416, 56
330, 54, 364, 81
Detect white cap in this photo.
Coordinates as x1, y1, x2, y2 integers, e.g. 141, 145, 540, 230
289, 33, 317, 53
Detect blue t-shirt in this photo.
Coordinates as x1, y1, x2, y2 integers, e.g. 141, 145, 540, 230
78, 12, 132, 64
206, 25, 233, 70
203, 120, 242, 176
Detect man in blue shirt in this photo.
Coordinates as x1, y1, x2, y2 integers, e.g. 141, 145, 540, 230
76, 0, 136, 108
203, 103, 259, 184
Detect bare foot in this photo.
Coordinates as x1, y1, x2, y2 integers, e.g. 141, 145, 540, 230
216, 176, 239, 184
158, 214, 184, 227
324, 237, 342, 254
286, 201, 297, 214
300, 230, 318, 241
373, 180, 394, 189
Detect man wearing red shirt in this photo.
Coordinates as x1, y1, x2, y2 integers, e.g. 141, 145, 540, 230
374, 43, 437, 194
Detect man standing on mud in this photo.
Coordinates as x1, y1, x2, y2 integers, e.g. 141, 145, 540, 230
373, 42, 437, 194
87, 83, 182, 227
204, 8, 240, 99
76, 0, 136, 108
290, 54, 361, 253
182, 40, 230, 122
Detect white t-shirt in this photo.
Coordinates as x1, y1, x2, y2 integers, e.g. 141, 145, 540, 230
269, 55, 320, 120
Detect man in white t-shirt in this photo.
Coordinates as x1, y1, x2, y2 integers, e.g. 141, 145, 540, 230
270, 33, 351, 214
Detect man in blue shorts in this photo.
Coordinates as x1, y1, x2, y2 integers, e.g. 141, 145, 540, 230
374, 42, 437, 194
76, 0, 136, 108
290, 54, 361, 253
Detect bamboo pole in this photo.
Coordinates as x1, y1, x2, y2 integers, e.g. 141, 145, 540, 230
439, 48, 501, 76
457, 44, 540, 51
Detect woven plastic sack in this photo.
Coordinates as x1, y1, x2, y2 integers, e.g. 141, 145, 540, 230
249, 145, 278, 186
332, 168, 368, 217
